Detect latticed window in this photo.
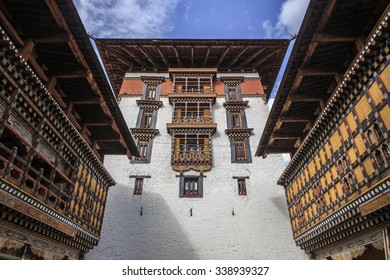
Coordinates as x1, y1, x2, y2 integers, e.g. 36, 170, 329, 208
140, 112, 153, 128
173, 103, 210, 123
228, 87, 238, 100
231, 113, 242, 128
237, 179, 247, 195
184, 178, 198, 196
136, 141, 148, 160
173, 77, 212, 93
134, 178, 143, 195
383, 144, 390, 162
373, 123, 383, 140
235, 141, 247, 161
173, 135, 210, 165
146, 86, 156, 100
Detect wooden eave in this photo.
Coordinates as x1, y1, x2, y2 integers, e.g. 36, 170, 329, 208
95, 39, 289, 99
256, 0, 390, 159
277, 9, 390, 186
0, 0, 139, 159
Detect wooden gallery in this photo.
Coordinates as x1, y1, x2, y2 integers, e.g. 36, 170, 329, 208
0, 0, 138, 259
257, 0, 390, 259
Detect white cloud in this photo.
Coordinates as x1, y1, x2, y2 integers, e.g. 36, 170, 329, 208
74, 0, 181, 38
262, 0, 310, 39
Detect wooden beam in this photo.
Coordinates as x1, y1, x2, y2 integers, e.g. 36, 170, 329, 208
265, 147, 297, 155
202, 47, 211, 67
109, 48, 133, 66
173, 46, 182, 67
0, 9, 24, 46
46, 76, 67, 108
300, 0, 336, 67
84, 119, 114, 126
92, 133, 120, 141
227, 46, 248, 68
33, 33, 69, 44
156, 46, 169, 67
240, 48, 266, 68
313, 33, 357, 43
216, 47, 230, 67
279, 114, 312, 122
122, 47, 147, 69
298, 67, 340, 76
251, 49, 279, 68
137, 46, 158, 68
288, 93, 324, 102
20, 40, 35, 60
191, 46, 194, 68
355, 37, 366, 52
317, 0, 337, 31
71, 96, 101, 105
56, 70, 88, 79
272, 131, 305, 139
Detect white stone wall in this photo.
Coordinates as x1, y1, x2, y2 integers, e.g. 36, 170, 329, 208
86, 96, 306, 260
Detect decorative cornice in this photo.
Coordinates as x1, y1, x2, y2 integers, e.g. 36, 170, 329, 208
140, 76, 164, 86
223, 101, 249, 112
130, 128, 159, 141
225, 128, 253, 140
220, 77, 244, 86
167, 126, 216, 135
136, 100, 163, 112
167, 123, 217, 134
168, 94, 216, 104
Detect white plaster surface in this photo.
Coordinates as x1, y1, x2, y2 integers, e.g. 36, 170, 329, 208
86, 97, 306, 260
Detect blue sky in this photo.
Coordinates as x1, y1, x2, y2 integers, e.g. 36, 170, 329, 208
74, 0, 310, 99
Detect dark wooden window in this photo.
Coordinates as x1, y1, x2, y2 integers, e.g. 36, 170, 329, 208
146, 86, 156, 100
382, 144, 390, 162
231, 113, 242, 128
374, 149, 384, 165
373, 123, 383, 140
237, 178, 247, 195
235, 141, 247, 161
228, 87, 238, 100
184, 177, 198, 196
136, 141, 148, 160
134, 178, 143, 195
180, 176, 203, 198
140, 112, 153, 128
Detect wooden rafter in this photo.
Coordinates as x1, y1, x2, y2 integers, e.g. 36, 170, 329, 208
156, 46, 169, 67
20, 40, 35, 60
122, 47, 147, 68
313, 33, 357, 43
203, 46, 211, 67
272, 131, 305, 140
191, 46, 194, 68
137, 46, 158, 68
173, 46, 182, 67
71, 96, 101, 105
301, 0, 337, 67
240, 48, 266, 68
56, 70, 88, 79
279, 114, 313, 123
84, 119, 113, 126
216, 47, 230, 67
109, 48, 133, 66
34, 33, 69, 44
288, 93, 325, 102
228, 46, 249, 68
